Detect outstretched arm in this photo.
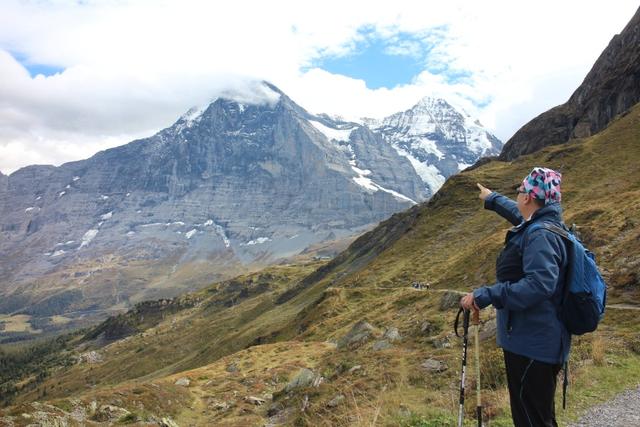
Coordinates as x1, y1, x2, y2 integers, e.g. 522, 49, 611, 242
477, 183, 523, 226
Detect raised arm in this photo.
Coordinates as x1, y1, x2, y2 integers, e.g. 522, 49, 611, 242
477, 183, 523, 226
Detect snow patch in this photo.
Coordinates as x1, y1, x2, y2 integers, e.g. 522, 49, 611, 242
126, 231, 135, 236
79, 229, 99, 249
25, 207, 35, 213
35, 196, 41, 201
72, 176, 80, 181
389, 146, 446, 193
100, 195, 109, 200
351, 163, 416, 204
309, 120, 354, 142
51, 250, 66, 257
203, 219, 231, 247
100, 211, 113, 220
246, 237, 271, 245
185, 229, 197, 239
58, 191, 66, 197
140, 223, 163, 227
65, 184, 71, 189
457, 162, 473, 171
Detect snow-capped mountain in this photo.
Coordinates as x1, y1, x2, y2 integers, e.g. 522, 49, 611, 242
0, 83, 428, 325
370, 97, 503, 197
0, 83, 501, 331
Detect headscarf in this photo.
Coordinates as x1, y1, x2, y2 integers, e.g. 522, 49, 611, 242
518, 167, 562, 205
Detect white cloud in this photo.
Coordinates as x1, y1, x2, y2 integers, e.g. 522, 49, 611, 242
0, 0, 638, 174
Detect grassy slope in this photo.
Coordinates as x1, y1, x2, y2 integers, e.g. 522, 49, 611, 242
2, 105, 639, 425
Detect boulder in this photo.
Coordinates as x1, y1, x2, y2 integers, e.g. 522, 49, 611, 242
327, 394, 345, 408
284, 368, 315, 392
337, 321, 375, 349
431, 335, 452, 349
383, 327, 401, 342
421, 358, 448, 373
479, 318, 497, 341
439, 290, 465, 311
372, 340, 393, 351
174, 377, 190, 387
159, 417, 179, 427
420, 321, 438, 335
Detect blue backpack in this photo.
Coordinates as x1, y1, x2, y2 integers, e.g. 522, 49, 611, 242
529, 222, 607, 335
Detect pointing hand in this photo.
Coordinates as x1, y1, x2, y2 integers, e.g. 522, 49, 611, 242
476, 183, 492, 201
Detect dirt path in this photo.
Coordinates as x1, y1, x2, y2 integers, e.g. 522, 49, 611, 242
568, 385, 640, 426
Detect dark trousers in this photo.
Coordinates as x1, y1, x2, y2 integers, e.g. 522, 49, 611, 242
503, 350, 562, 427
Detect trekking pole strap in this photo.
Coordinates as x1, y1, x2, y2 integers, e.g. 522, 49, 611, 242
454, 307, 470, 338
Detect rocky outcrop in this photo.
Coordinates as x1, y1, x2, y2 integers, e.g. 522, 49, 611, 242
500, 6, 640, 161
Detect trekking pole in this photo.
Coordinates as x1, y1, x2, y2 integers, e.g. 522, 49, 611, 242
454, 307, 470, 427
472, 310, 482, 427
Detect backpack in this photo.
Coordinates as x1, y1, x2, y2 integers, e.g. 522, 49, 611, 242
528, 222, 607, 335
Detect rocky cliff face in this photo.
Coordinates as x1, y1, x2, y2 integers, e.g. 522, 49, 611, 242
500, 6, 640, 161
371, 97, 502, 197
0, 84, 429, 323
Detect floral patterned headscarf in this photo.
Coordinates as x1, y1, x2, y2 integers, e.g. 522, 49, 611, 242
518, 167, 562, 205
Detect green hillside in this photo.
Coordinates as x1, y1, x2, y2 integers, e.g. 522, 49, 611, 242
1, 104, 639, 426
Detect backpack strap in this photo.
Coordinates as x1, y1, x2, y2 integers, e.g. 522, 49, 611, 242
529, 222, 573, 409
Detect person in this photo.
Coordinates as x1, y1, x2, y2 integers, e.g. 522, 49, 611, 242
460, 167, 569, 427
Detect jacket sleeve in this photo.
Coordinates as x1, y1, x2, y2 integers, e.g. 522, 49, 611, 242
473, 229, 564, 310
484, 192, 523, 226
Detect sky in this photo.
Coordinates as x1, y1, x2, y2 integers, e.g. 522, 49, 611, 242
0, 0, 638, 174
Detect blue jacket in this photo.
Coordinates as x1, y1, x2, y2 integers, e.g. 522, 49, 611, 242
473, 192, 571, 364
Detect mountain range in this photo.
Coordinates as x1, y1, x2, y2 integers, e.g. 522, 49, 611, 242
0, 85, 501, 335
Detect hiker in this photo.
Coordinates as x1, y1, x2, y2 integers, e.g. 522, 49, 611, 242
460, 167, 569, 427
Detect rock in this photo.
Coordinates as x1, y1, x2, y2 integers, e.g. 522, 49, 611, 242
244, 396, 266, 406
174, 377, 190, 387
398, 404, 411, 418
348, 365, 362, 374
372, 340, 393, 351
78, 351, 103, 364
421, 358, 448, 373
284, 368, 315, 392
159, 417, 179, 427
92, 404, 130, 422
479, 318, 497, 341
327, 394, 345, 408
431, 335, 452, 349
226, 362, 238, 373
209, 399, 231, 411
337, 321, 375, 349
383, 327, 401, 342
420, 321, 438, 335
439, 290, 465, 311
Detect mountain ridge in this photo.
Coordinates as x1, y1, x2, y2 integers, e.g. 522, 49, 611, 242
499, 5, 640, 160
